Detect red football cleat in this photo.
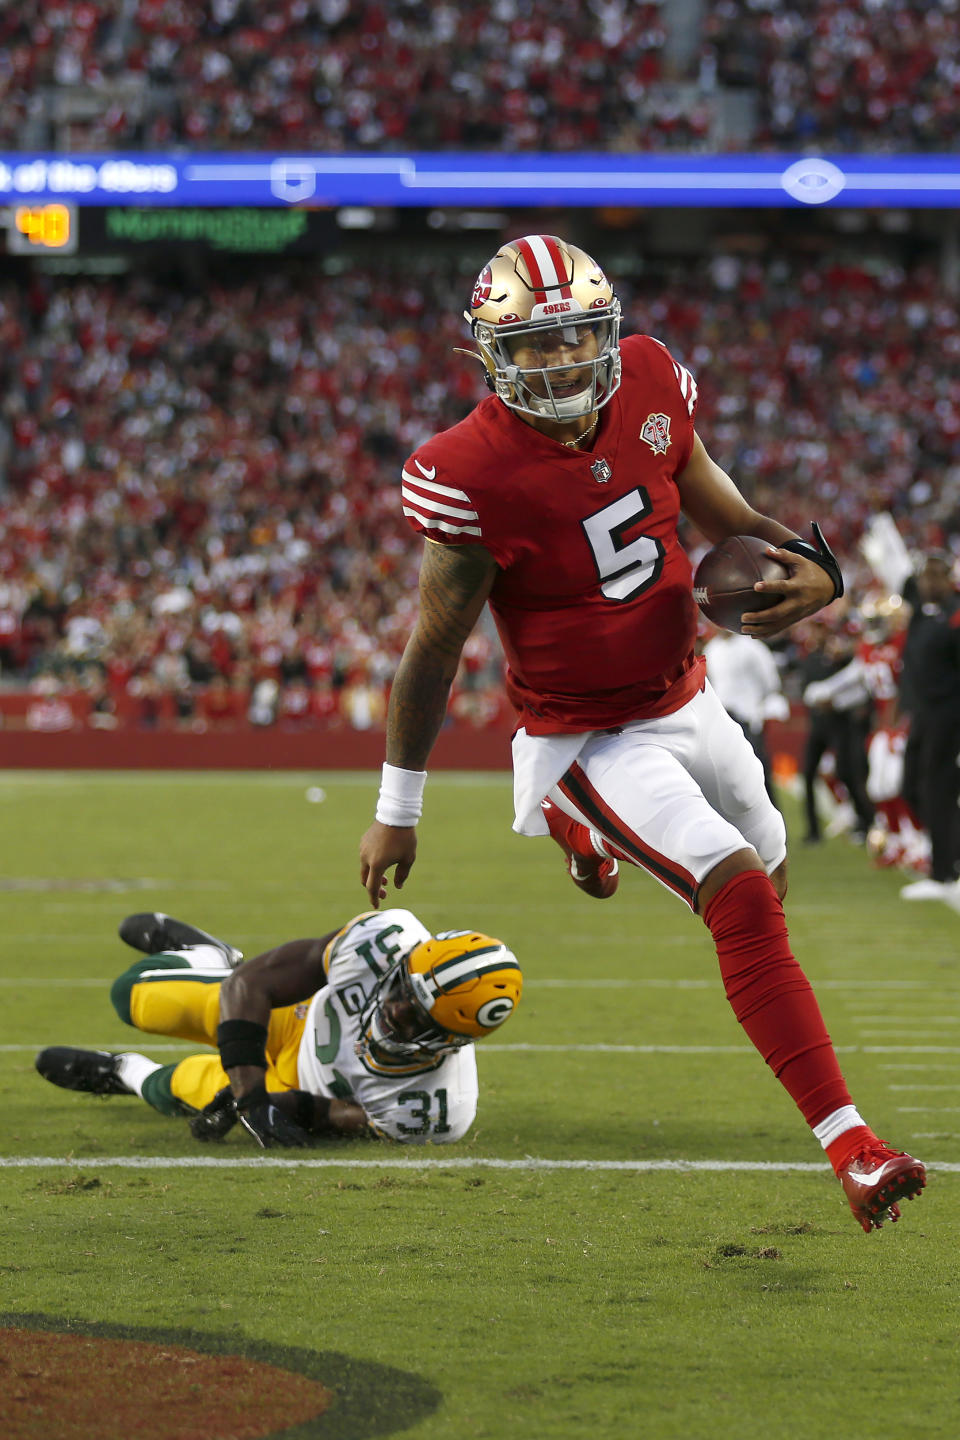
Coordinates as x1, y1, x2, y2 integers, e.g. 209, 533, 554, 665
837, 1142, 926, 1234
542, 799, 619, 900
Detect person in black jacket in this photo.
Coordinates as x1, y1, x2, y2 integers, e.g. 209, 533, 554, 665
898, 553, 960, 903
799, 622, 875, 845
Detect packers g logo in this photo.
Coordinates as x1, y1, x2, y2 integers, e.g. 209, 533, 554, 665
476, 997, 515, 1028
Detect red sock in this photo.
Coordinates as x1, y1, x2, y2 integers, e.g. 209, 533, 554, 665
877, 797, 904, 834
825, 1126, 875, 1174
702, 871, 854, 1128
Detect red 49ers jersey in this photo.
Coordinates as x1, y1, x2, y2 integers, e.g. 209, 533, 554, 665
401, 333, 704, 733
858, 631, 905, 727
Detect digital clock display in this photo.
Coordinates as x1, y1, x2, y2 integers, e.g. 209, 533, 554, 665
8, 202, 77, 253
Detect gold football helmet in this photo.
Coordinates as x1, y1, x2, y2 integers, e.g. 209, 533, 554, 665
859, 593, 904, 641
465, 234, 621, 421
357, 929, 522, 1068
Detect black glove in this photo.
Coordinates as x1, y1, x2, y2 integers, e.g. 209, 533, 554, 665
188, 1085, 238, 1143
235, 1083, 312, 1149
780, 522, 844, 600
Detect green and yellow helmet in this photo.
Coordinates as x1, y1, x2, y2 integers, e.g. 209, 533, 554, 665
357, 929, 522, 1067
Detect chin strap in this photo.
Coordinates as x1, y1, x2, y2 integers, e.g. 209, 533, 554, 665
779, 521, 844, 600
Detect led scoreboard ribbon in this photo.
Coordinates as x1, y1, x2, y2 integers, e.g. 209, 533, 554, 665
2, 154, 960, 208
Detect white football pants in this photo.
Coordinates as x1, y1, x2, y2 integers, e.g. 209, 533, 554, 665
516, 681, 787, 909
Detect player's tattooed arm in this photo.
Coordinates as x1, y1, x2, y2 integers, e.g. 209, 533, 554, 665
360, 540, 498, 906
386, 539, 499, 769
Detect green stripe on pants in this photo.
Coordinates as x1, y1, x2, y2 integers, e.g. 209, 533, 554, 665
141, 1063, 194, 1118
110, 953, 221, 1026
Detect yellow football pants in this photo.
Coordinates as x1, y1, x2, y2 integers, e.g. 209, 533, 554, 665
113, 956, 306, 1113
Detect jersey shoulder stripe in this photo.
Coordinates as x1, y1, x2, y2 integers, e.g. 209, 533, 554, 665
401, 467, 482, 537
402, 505, 483, 538
400, 470, 474, 505
644, 335, 699, 417
400, 478, 479, 522
672, 360, 698, 417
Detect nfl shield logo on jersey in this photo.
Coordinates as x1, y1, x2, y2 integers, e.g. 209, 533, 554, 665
590, 457, 612, 483
640, 412, 672, 455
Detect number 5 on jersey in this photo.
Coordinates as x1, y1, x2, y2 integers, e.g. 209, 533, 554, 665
582, 487, 664, 602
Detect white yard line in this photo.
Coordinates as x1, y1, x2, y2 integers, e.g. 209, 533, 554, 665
879, 1063, 960, 1070
1, 1043, 195, 1053
7, 1042, 960, 1055
9, 1042, 960, 1058
532, 978, 711, 987
7, 1042, 757, 1055
0, 975, 941, 989
1, 1154, 959, 1172
852, 1016, 960, 1024
0, 980, 112, 988
1, 770, 500, 789
859, 1031, 959, 1041
896, 1106, 960, 1113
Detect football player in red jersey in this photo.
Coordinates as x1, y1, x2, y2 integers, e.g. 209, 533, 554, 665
359, 234, 925, 1232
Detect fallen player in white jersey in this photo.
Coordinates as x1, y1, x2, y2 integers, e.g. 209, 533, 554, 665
36, 909, 522, 1147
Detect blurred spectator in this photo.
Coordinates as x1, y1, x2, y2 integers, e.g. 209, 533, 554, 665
196, 671, 245, 729
801, 623, 876, 845
248, 676, 279, 727
702, 623, 789, 802
339, 662, 386, 731
898, 553, 960, 905
277, 675, 315, 729
84, 670, 119, 730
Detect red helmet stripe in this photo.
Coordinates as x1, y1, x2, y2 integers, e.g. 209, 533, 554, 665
515, 235, 572, 302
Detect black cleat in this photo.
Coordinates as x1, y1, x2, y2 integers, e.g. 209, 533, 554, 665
35, 1046, 134, 1096
118, 912, 242, 967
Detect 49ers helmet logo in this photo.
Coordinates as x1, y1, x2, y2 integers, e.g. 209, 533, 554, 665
470, 266, 493, 310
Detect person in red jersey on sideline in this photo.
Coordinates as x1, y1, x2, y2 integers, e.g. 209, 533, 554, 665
359, 234, 925, 1233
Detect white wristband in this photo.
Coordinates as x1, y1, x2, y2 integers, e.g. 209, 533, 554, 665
375, 763, 427, 827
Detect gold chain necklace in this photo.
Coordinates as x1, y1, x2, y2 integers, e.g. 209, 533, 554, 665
562, 414, 600, 449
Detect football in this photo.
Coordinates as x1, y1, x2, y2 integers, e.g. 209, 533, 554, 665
693, 535, 789, 632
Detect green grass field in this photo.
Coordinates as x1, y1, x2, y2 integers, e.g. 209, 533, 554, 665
2, 770, 958, 1439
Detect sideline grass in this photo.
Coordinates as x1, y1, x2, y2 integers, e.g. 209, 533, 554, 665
2, 771, 958, 1438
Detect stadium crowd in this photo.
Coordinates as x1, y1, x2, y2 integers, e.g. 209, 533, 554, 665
0, 252, 495, 731
705, 0, 960, 151
1, 242, 958, 740
2, 0, 958, 153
